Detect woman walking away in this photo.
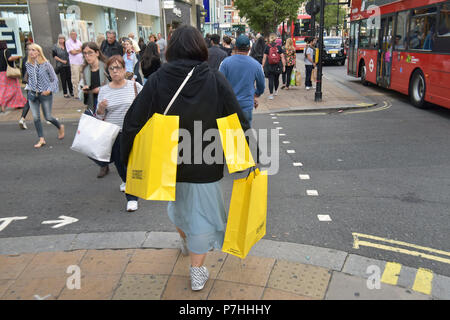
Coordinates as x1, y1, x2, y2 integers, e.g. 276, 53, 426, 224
262, 33, 286, 100
25, 43, 64, 148
140, 42, 161, 84
283, 38, 296, 90
121, 25, 250, 291
250, 36, 265, 64
304, 37, 316, 90
0, 40, 27, 113
18, 40, 31, 129
96, 55, 142, 212
80, 42, 111, 178
52, 34, 73, 98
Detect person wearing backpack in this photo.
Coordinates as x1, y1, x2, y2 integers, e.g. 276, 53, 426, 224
262, 33, 286, 100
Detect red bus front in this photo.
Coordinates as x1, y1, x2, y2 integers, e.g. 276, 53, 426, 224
292, 14, 312, 51
347, 0, 450, 109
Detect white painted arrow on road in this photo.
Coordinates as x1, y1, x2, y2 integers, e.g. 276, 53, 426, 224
0, 217, 28, 232
42, 216, 78, 229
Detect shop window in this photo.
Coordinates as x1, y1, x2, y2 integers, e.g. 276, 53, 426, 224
409, 7, 437, 50
395, 10, 408, 50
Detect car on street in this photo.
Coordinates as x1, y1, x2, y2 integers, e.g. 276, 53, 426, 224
322, 37, 346, 66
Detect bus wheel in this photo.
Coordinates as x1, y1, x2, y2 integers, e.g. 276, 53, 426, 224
360, 64, 368, 86
409, 70, 428, 109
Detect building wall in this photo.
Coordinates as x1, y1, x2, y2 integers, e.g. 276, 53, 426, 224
116, 9, 137, 38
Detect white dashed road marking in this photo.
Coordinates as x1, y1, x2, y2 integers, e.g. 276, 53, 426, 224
293, 162, 303, 166
287, 150, 295, 154
307, 190, 319, 196
283, 141, 290, 144
317, 215, 332, 221
299, 174, 310, 180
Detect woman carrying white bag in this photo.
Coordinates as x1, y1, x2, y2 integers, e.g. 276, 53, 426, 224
96, 55, 142, 212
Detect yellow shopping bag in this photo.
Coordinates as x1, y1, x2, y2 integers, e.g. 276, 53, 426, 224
125, 113, 179, 200
125, 67, 196, 201
217, 113, 255, 173
222, 168, 268, 259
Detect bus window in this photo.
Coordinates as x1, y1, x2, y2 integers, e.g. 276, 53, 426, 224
293, 19, 311, 37
369, 28, 379, 49
395, 11, 408, 50
435, 3, 450, 53
360, 20, 370, 48
409, 8, 437, 50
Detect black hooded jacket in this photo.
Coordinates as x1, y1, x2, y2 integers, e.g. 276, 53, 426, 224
120, 59, 251, 183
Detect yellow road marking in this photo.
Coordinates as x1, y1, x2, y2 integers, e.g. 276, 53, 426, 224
381, 262, 402, 285
412, 268, 434, 295
345, 101, 391, 114
352, 233, 450, 265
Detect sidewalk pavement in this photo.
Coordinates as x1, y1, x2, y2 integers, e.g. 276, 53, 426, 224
0, 65, 376, 125
1, 232, 448, 300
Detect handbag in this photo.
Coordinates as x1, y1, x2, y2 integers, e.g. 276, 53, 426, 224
4, 50, 21, 78
125, 67, 195, 201
71, 113, 121, 162
222, 168, 268, 259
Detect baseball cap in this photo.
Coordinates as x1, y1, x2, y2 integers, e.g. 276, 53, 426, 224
235, 35, 250, 49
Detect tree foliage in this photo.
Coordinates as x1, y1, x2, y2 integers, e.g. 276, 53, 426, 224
321, 4, 347, 34
234, 0, 305, 36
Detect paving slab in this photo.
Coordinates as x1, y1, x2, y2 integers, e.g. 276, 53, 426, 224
325, 272, 432, 300
162, 275, 214, 300
249, 239, 347, 271
112, 274, 169, 300
125, 248, 179, 275
142, 231, 181, 249
207, 280, 265, 300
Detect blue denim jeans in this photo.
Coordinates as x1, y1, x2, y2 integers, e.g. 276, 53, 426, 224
242, 109, 253, 128
28, 92, 61, 138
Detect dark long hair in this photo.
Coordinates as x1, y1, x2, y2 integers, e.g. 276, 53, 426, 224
81, 42, 107, 71
165, 25, 208, 62
141, 41, 160, 70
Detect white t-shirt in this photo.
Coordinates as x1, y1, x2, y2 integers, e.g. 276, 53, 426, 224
97, 80, 143, 130
304, 47, 314, 65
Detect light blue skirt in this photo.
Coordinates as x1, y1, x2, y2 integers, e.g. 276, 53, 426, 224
168, 181, 227, 254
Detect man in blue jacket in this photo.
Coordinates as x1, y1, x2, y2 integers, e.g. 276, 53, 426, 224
219, 35, 265, 127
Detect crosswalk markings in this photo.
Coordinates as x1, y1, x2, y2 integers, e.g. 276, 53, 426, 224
412, 268, 434, 295
299, 174, 310, 180
307, 190, 319, 196
293, 162, 303, 166
381, 262, 402, 285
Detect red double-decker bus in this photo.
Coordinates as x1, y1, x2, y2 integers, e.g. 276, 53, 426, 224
279, 14, 312, 51
348, 0, 450, 109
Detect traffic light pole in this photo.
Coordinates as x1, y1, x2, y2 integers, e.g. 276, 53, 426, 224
310, 0, 316, 36
315, 0, 326, 102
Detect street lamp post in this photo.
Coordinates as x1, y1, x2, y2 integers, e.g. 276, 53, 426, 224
314, 0, 325, 102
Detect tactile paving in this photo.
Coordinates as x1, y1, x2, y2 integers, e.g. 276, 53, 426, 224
112, 274, 169, 300
267, 260, 331, 299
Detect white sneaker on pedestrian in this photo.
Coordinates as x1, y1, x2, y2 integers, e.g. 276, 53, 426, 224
126, 200, 138, 212
19, 118, 27, 130
268, 95, 274, 100
274, 90, 278, 96
190, 266, 209, 291
120, 182, 126, 192
180, 237, 189, 256
306, 87, 311, 91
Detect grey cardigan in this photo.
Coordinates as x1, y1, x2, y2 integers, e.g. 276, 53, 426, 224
81, 61, 109, 109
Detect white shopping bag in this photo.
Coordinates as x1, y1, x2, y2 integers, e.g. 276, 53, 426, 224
71, 113, 121, 162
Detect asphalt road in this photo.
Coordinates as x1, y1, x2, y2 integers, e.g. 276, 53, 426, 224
1, 64, 449, 278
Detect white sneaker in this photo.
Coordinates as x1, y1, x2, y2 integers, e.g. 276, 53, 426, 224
268, 95, 274, 100
190, 266, 209, 291
306, 87, 311, 91
126, 200, 138, 212
120, 182, 126, 192
19, 118, 27, 130
274, 90, 278, 96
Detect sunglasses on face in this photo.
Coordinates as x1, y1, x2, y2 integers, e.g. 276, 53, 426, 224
108, 66, 124, 72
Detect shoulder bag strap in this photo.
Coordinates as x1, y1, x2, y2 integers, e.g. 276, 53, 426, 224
163, 67, 195, 115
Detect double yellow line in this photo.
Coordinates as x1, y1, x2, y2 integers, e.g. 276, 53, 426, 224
344, 101, 391, 114
353, 232, 450, 295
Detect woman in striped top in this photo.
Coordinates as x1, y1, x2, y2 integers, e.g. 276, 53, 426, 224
96, 55, 142, 212
25, 43, 64, 148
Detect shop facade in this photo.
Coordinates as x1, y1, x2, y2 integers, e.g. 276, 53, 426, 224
0, 0, 161, 58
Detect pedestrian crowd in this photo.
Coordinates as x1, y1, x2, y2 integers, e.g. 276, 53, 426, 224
0, 25, 320, 293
